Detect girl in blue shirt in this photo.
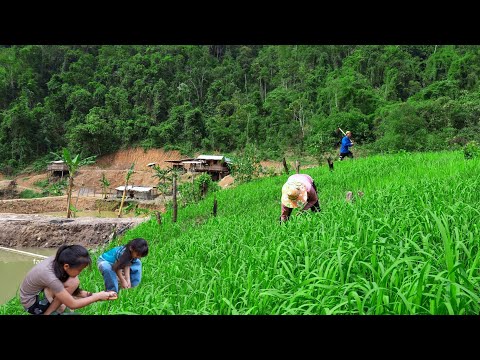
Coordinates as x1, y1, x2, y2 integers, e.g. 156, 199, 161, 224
97, 238, 149, 293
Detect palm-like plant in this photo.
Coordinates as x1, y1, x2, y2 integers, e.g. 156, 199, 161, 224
117, 162, 135, 218
99, 172, 111, 199
52, 149, 96, 218
151, 165, 172, 200
171, 167, 184, 223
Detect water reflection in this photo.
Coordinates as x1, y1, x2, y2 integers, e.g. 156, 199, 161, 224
0, 247, 57, 306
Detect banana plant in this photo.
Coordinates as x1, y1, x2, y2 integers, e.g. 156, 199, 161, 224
151, 165, 172, 201
99, 172, 111, 199
117, 162, 135, 218
51, 149, 96, 218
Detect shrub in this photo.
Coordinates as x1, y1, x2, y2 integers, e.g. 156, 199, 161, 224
463, 141, 480, 159
19, 189, 43, 199
230, 144, 262, 184
177, 173, 220, 208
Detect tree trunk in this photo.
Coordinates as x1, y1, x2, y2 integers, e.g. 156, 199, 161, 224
117, 186, 128, 218
213, 195, 217, 217
259, 78, 263, 102
327, 157, 334, 171
172, 175, 177, 223
295, 160, 300, 174
73, 186, 81, 217
66, 177, 74, 218
282, 157, 289, 175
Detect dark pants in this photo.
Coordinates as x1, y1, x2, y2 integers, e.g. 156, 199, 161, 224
310, 182, 321, 212
339, 151, 353, 161
26, 292, 50, 315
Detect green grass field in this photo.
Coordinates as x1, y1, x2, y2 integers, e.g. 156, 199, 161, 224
2, 150, 479, 314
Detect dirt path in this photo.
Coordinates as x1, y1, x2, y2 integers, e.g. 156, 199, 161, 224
0, 195, 98, 214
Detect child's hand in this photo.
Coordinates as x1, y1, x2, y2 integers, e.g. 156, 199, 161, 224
107, 291, 118, 300
97, 291, 116, 301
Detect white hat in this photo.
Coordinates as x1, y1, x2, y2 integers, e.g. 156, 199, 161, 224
281, 181, 307, 208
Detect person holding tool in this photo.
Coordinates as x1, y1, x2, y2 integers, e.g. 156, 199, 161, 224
339, 129, 354, 161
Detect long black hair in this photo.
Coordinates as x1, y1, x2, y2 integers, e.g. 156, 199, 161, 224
112, 238, 149, 272
52, 244, 92, 282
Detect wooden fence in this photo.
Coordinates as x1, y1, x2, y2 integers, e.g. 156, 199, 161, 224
74, 187, 159, 198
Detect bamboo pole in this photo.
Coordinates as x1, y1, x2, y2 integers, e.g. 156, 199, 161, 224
172, 175, 177, 223
282, 157, 289, 175
0, 246, 48, 259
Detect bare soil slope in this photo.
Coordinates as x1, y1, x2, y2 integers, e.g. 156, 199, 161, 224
88, 148, 183, 170
0, 213, 147, 249
0, 196, 98, 214
0, 148, 315, 248
2, 148, 186, 248
14, 148, 185, 192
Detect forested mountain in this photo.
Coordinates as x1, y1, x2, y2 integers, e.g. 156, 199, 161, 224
1, 45, 479, 172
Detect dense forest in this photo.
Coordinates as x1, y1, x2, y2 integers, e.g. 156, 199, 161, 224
1, 45, 479, 173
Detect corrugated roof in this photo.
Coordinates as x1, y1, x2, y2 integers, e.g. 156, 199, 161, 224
165, 158, 195, 163
197, 155, 224, 160
115, 186, 153, 192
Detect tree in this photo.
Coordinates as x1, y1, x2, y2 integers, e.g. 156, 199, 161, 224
151, 165, 172, 201
52, 148, 96, 218
117, 163, 135, 218
374, 103, 427, 152
99, 172, 110, 199
170, 167, 184, 223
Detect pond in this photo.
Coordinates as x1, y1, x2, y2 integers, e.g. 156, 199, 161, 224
0, 247, 57, 306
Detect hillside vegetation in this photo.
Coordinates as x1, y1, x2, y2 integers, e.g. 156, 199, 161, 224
2, 150, 479, 315
1, 45, 480, 175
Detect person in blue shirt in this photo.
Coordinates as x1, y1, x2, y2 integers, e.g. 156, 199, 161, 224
339, 130, 354, 160
97, 238, 149, 293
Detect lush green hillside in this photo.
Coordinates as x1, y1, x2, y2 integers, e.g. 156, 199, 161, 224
1, 45, 480, 175
3, 151, 479, 314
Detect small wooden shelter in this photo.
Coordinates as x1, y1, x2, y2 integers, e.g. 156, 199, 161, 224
188, 155, 232, 181
163, 155, 232, 181
164, 158, 195, 173
115, 185, 156, 200
47, 160, 69, 179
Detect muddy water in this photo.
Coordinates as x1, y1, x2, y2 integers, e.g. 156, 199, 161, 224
0, 247, 57, 305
